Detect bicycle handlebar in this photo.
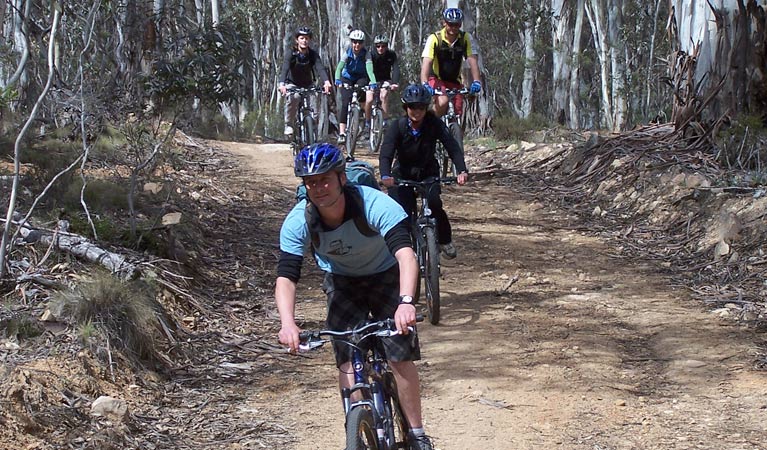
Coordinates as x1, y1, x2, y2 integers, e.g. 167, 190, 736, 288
298, 315, 424, 350
395, 177, 458, 188
433, 88, 470, 97
284, 86, 324, 95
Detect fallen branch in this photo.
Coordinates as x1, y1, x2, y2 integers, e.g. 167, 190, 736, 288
12, 219, 139, 280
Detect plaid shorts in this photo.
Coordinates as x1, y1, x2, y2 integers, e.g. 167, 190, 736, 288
323, 264, 421, 367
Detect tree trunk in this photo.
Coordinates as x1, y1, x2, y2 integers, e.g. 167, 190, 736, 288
551, 0, 572, 125
608, 1, 627, 131
520, 0, 538, 118
569, 0, 585, 129
586, 0, 612, 130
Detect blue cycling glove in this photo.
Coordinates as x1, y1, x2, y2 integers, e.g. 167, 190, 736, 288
335, 79, 342, 87
369, 82, 378, 90
422, 82, 434, 96
470, 80, 482, 94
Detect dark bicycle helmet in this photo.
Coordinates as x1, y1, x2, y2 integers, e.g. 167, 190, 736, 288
295, 26, 312, 38
401, 84, 432, 106
374, 34, 388, 44
443, 8, 464, 23
294, 143, 345, 177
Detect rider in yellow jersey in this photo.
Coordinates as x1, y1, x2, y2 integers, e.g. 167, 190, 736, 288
420, 8, 482, 118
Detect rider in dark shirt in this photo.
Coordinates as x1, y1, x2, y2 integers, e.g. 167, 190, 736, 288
278, 27, 332, 136
365, 34, 400, 129
379, 84, 469, 259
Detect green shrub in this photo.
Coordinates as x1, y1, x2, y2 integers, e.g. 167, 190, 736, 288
50, 274, 169, 364
492, 112, 552, 142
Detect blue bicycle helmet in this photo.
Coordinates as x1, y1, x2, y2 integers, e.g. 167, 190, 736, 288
401, 84, 432, 106
443, 8, 464, 23
294, 143, 345, 177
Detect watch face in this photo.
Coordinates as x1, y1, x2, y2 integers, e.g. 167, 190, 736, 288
400, 295, 413, 304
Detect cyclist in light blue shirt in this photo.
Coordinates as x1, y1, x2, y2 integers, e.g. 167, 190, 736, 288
275, 143, 435, 450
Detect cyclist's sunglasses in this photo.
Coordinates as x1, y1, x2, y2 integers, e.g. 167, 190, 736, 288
446, 21, 462, 28
406, 103, 428, 111
375, 44, 387, 48
351, 39, 363, 44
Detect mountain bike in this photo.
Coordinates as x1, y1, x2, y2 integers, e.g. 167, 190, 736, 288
396, 177, 456, 325
367, 84, 393, 154
433, 88, 470, 178
341, 82, 366, 161
299, 316, 423, 450
286, 86, 323, 156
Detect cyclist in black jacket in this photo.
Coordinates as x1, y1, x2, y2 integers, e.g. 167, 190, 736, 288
379, 84, 469, 259
278, 27, 332, 136
365, 34, 400, 130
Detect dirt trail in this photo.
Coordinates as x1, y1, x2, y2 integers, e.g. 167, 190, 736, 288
221, 141, 767, 450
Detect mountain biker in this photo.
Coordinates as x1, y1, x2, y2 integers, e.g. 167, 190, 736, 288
366, 34, 400, 125
420, 7, 482, 118
276, 143, 435, 450
278, 27, 333, 136
379, 84, 469, 259
334, 29, 376, 151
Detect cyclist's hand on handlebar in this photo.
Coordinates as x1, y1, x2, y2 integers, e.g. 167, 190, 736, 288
422, 82, 434, 96
323, 81, 332, 94
394, 304, 417, 334
279, 85, 288, 96
457, 172, 468, 185
381, 176, 395, 188
335, 79, 343, 87
369, 82, 378, 90
279, 322, 302, 353
389, 83, 398, 91
470, 80, 482, 94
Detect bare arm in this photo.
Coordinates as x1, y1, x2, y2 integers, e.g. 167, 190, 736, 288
275, 276, 301, 352
467, 54, 480, 84
420, 57, 433, 84
393, 246, 418, 333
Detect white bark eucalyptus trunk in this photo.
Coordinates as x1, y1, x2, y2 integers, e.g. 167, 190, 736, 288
569, 0, 585, 129
551, 0, 572, 125
521, 0, 538, 119
607, 0, 627, 131
586, 0, 613, 130
326, 0, 357, 64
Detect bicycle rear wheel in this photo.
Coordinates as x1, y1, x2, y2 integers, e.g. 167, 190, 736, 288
423, 227, 441, 325
383, 373, 410, 449
369, 109, 384, 153
347, 106, 360, 159
345, 407, 379, 450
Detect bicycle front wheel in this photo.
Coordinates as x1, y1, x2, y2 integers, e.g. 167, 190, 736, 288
383, 373, 410, 449
345, 407, 379, 450
303, 112, 316, 146
423, 226, 441, 325
369, 109, 384, 153
347, 107, 360, 159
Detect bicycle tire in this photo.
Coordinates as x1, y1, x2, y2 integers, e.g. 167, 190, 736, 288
303, 111, 316, 146
345, 407, 379, 450
447, 122, 462, 176
383, 373, 410, 449
413, 224, 423, 303
369, 109, 384, 153
347, 106, 360, 159
423, 226, 441, 325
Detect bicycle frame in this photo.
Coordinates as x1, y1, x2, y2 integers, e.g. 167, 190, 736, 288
300, 318, 418, 450
287, 86, 322, 155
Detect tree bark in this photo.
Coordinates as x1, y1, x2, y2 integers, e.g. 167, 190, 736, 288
551, 0, 572, 125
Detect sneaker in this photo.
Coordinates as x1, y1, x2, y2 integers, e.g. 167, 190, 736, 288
337, 133, 346, 144
440, 242, 457, 259
284, 125, 294, 135
409, 434, 434, 450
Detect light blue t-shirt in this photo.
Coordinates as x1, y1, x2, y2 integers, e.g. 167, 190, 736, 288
280, 185, 407, 276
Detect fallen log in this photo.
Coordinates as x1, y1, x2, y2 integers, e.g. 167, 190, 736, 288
15, 223, 140, 280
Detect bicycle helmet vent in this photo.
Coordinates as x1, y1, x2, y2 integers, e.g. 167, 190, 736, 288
374, 34, 388, 44
294, 143, 345, 177
295, 26, 312, 38
401, 84, 432, 105
443, 8, 464, 23
349, 29, 365, 41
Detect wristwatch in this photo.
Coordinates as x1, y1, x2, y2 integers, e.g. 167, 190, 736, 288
398, 295, 414, 305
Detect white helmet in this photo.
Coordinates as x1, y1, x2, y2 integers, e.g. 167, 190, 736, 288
349, 29, 365, 41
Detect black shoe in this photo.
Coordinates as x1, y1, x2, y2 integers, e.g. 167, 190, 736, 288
409, 434, 434, 450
